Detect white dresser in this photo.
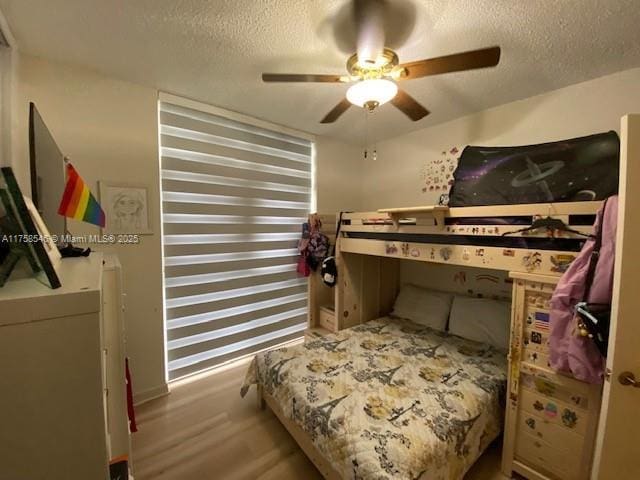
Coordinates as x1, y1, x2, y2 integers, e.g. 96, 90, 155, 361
0, 253, 132, 480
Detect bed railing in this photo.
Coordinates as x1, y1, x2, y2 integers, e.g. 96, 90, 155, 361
338, 201, 601, 276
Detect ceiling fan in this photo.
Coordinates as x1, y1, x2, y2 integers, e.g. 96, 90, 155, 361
261, 0, 501, 124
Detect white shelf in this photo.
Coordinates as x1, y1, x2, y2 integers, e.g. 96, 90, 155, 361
377, 205, 449, 229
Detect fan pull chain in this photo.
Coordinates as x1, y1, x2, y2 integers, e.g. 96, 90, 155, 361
362, 109, 377, 161
369, 110, 377, 161
363, 108, 368, 160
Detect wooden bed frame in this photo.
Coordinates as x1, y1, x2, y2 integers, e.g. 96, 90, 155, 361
256, 384, 343, 480
308, 201, 601, 334
340, 201, 600, 275
258, 201, 602, 480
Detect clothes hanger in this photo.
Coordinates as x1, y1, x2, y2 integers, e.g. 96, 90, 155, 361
501, 216, 593, 238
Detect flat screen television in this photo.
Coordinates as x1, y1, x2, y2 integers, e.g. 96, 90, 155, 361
29, 102, 66, 242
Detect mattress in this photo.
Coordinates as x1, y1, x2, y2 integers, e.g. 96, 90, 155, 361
241, 316, 507, 480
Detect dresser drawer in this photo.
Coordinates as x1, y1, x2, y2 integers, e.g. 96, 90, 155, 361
520, 368, 593, 410
515, 430, 581, 480
518, 409, 584, 452
520, 387, 588, 436
318, 307, 335, 331
506, 274, 600, 480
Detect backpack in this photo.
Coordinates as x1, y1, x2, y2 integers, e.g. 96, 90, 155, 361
320, 212, 343, 287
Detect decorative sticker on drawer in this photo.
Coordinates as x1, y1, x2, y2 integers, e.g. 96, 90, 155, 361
526, 294, 551, 309
525, 351, 539, 364
534, 378, 557, 396
523, 329, 550, 353
562, 408, 578, 429
530, 331, 543, 345
570, 394, 589, 409
533, 311, 550, 330
544, 402, 558, 418
524, 350, 550, 368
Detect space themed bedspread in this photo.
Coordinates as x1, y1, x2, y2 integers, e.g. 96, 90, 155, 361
449, 131, 619, 207
241, 316, 507, 480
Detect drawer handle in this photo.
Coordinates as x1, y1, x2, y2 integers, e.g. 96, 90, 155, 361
534, 441, 542, 448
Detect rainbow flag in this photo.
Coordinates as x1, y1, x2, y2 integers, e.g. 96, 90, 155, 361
57, 163, 106, 227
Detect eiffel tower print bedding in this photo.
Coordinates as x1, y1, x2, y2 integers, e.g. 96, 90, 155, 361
241, 317, 507, 480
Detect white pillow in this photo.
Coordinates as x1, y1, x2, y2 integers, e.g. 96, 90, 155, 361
449, 295, 511, 349
391, 284, 453, 331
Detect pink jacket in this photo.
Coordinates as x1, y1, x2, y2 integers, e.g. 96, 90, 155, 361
549, 196, 617, 384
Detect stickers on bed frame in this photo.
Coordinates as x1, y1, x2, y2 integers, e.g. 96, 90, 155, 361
385, 242, 398, 255
363, 239, 576, 276
550, 253, 576, 273
522, 251, 543, 272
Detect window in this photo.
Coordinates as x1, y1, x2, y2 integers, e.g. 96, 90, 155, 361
159, 95, 313, 380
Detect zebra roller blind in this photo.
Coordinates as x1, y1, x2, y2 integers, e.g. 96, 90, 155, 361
159, 98, 313, 380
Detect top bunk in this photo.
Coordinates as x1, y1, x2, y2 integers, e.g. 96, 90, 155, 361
337, 129, 619, 277
338, 201, 601, 277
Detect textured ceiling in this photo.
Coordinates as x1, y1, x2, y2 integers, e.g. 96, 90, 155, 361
2, 0, 640, 143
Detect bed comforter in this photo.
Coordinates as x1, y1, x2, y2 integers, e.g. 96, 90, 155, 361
241, 317, 507, 480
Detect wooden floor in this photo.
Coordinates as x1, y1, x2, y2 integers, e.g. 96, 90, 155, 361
132, 359, 509, 480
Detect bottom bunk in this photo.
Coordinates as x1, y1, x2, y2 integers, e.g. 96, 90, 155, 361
241, 315, 508, 480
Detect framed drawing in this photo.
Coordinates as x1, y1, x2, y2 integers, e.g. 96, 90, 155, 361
99, 182, 152, 235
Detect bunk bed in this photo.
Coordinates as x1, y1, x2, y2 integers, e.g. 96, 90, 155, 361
241, 201, 603, 480
341, 202, 598, 275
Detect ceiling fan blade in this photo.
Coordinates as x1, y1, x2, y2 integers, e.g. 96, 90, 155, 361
320, 98, 352, 123
398, 46, 501, 80
262, 73, 347, 83
390, 89, 430, 121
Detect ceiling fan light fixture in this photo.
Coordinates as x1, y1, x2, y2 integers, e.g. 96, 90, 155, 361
346, 78, 398, 109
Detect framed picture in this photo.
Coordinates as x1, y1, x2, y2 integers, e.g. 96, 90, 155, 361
0, 167, 62, 289
99, 181, 152, 235
24, 195, 62, 269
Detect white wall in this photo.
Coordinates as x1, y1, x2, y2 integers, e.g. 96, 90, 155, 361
8, 53, 365, 399
361, 67, 640, 210
11, 53, 166, 401
315, 136, 363, 214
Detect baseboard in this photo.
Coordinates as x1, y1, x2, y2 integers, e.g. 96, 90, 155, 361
133, 383, 169, 406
